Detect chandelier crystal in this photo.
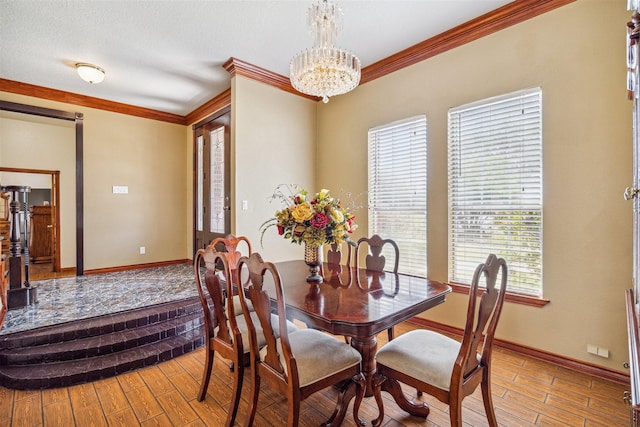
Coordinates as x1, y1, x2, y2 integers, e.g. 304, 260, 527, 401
290, 0, 361, 103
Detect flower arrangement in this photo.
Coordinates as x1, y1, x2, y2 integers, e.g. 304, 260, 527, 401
260, 185, 358, 248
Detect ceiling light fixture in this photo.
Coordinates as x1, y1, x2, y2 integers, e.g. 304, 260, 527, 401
75, 63, 105, 84
289, 0, 361, 103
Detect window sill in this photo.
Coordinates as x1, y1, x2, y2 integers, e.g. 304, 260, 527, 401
449, 282, 550, 307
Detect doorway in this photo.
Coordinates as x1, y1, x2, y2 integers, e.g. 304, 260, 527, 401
0, 168, 71, 280
193, 107, 231, 254
0, 100, 84, 275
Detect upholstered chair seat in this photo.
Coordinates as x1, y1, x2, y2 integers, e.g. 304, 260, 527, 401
226, 311, 297, 349
375, 329, 464, 391
259, 328, 362, 387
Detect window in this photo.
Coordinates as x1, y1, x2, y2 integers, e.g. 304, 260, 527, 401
448, 88, 542, 296
368, 116, 427, 277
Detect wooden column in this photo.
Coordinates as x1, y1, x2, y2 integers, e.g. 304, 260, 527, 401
1, 186, 37, 309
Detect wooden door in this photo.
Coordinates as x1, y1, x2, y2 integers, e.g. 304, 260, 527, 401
194, 109, 231, 254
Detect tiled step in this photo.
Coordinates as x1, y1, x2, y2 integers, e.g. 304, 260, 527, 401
0, 311, 203, 365
0, 296, 205, 389
0, 297, 203, 349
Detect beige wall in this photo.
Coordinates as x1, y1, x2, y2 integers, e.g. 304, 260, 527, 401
317, 0, 631, 372
230, 76, 317, 262
0, 92, 188, 271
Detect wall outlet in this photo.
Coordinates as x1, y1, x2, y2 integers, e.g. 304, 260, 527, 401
587, 344, 609, 358
113, 185, 128, 194
139, 246, 145, 255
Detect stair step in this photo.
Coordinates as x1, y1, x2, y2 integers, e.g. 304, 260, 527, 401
0, 296, 206, 389
0, 297, 202, 349
0, 326, 205, 389
0, 311, 203, 365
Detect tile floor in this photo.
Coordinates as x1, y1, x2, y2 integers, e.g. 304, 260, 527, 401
1, 263, 197, 335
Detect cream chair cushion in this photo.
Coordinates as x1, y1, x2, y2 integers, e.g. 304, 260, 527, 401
260, 328, 362, 387
375, 329, 462, 391
217, 312, 297, 350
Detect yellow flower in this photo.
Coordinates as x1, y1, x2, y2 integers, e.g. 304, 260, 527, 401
330, 208, 344, 223
292, 203, 313, 222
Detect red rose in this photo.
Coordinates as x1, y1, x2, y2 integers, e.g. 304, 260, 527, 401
277, 225, 285, 235
311, 213, 329, 229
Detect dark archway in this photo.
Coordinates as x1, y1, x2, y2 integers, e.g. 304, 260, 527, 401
0, 100, 84, 275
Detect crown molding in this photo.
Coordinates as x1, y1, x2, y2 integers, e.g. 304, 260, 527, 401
361, 0, 576, 83
185, 89, 231, 125
223, 57, 319, 102
0, 78, 186, 125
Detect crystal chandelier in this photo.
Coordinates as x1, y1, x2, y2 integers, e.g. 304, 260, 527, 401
290, 0, 361, 103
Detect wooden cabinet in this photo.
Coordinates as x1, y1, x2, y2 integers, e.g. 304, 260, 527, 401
29, 205, 53, 264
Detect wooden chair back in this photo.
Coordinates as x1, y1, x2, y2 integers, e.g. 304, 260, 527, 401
193, 246, 245, 425
457, 253, 508, 381
210, 234, 252, 273
327, 242, 352, 266
237, 253, 292, 390
355, 234, 399, 273
326, 242, 353, 287
194, 247, 241, 347
355, 235, 400, 339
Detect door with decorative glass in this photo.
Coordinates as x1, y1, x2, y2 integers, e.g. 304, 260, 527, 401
194, 109, 231, 254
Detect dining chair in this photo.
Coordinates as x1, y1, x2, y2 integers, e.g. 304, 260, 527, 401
327, 241, 352, 266
326, 242, 353, 288
236, 252, 366, 427
371, 254, 508, 427
193, 248, 246, 426
355, 234, 400, 341
193, 246, 297, 427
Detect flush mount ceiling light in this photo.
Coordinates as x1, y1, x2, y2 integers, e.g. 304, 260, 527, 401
75, 63, 105, 84
289, 0, 361, 103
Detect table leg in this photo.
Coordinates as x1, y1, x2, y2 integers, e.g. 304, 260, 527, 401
380, 376, 430, 418
351, 334, 430, 419
349, 335, 377, 396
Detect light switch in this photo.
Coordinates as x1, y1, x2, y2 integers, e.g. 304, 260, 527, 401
242, 200, 249, 210
113, 186, 128, 194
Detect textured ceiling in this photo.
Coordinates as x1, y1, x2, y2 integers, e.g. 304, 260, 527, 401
0, 0, 512, 116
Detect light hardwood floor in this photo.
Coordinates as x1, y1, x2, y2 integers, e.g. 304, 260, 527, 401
0, 321, 630, 427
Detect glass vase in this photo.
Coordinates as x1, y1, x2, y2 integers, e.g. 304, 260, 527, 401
304, 243, 323, 283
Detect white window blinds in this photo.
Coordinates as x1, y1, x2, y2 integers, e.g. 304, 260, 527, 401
448, 88, 542, 296
368, 116, 427, 277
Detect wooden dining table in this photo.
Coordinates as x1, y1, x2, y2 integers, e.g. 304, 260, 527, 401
272, 260, 452, 423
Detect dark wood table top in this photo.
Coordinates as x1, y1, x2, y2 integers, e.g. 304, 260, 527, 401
270, 260, 451, 420
274, 260, 451, 339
